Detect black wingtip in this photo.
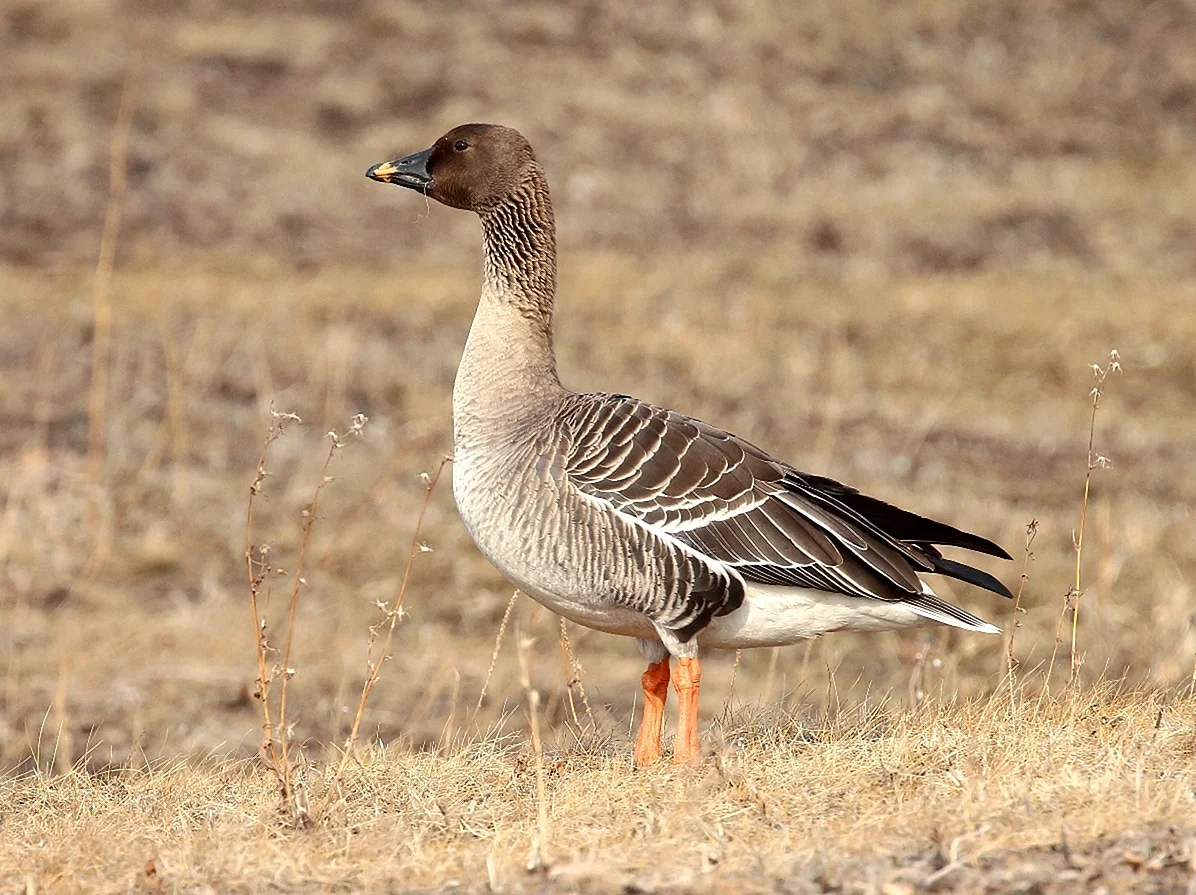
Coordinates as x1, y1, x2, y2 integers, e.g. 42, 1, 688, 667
966, 535, 1013, 562
793, 477, 1014, 561
930, 556, 1015, 599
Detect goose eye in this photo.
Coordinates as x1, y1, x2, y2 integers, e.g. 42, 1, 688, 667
453, 140, 469, 151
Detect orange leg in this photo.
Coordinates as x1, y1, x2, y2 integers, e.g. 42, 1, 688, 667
672, 657, 702, 766
633, 659, 671, 766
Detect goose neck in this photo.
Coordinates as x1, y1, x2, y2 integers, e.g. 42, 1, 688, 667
479, 165, 557, 326
454, 167, 563, 435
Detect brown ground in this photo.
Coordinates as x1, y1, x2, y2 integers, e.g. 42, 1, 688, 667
2, 0, 1196, 892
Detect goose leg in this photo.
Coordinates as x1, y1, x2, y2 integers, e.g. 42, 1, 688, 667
633, 659, 670, 766
672, 657, 702, 765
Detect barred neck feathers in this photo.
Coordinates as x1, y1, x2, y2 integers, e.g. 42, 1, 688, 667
479, 165, 557, 331
456, 164, 562, 427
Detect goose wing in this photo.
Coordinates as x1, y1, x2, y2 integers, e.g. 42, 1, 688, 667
562, 394, 1011, 638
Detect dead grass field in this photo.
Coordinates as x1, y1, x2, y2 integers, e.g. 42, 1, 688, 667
3, 0, 1196, 892
6, 690, 1196, 893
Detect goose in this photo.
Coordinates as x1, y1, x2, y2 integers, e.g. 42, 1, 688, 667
367, 124, 1012, 766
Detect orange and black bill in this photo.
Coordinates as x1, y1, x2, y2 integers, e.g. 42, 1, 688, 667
366, 147, 434, 191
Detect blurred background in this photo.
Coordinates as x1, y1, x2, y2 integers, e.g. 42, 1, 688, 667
1, 0, 1194, 771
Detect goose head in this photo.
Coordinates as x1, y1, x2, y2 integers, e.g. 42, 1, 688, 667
367, 123, 536, 212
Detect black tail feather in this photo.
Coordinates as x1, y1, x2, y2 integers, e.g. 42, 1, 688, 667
927, 555, 1014, 599
796, 473, 1013, 560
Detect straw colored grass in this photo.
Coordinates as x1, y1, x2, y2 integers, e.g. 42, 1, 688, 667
1, 259, 1194, 892
4, 1, 1196, 890
4, 687, 1195, 893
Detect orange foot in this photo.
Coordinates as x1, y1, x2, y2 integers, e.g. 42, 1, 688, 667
672, 657, 701, 766
633, 659, 670, 767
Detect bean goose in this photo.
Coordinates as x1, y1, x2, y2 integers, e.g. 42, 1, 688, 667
367, 124, 1012, 766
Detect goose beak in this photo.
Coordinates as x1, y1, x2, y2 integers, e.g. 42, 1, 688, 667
367, 147, 434, 192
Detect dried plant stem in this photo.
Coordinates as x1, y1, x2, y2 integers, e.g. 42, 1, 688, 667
1043, 589, 1072, 705
245, 411, 299, 783
517, 631, 551, 872
557, 619, 580, 729
86, 57, 138, 483
439, 667, 462, 754
557, 617, 594, 731
1068, 351, 1120, 685
51, 661, 73, 776
246, 411, 365, 819
762, 646, 781, 704
331, 456, 449, 784
473, 591, 519, 722
274, 433, 343, 794
727, 649, 743, 710
85, 56, 138, 567
798, 639, 815, 689
1005, 520, 1037, 711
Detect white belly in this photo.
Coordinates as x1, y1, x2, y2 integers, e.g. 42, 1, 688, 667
512, 580, 933, 649
697, 583, 930, 649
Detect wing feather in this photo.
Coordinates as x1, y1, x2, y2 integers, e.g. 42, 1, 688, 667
561, 393, 1011, 638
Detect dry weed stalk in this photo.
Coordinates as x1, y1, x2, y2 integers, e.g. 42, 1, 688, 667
245, 409, 367, 819
906, 640, 933, 708
516, 631, 551, 872
557, 617, 594, 731
727, 649, 743, 710
276, 419, 368, 789
473, 591, 519, 722
1044, 588, 1073, 702
1068, 350, 1121, 685
84, 56, 138, 570
762, 645, 783, 705
1005, 519, 1038, 710
438, 666, 462, 753
330, 456, 449, 784
51, 662, 73, 776
1043, 350, 1120, 696
246, 408, 299, 773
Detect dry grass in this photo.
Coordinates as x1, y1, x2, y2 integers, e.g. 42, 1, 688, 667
4, 0, 1196, 891
2, 259, 1193, 893
4, 688, 1196, 892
